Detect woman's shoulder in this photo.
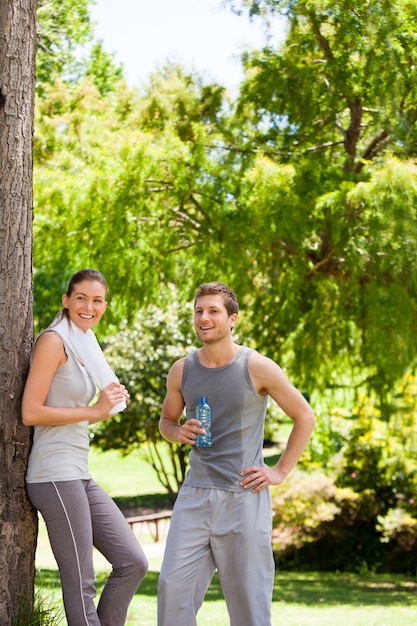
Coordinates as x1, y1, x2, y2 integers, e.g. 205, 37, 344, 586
36, 329, 64, 348
33, 329, 67, 366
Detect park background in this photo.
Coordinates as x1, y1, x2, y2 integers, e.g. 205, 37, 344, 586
4, 0, 417, 623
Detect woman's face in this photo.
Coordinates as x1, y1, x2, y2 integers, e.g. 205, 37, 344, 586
62, 280, 107, 332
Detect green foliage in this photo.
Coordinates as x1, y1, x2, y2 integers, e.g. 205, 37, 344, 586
223, 0, 417, 401
235, 0, 417, 165
83, 41, 124, 96
230, 155, 417, 400
138, 63, 226, 138
270, 472, 377, 571
33, 75, 143, 330
376, 508, 417, 571
272, 472, 348, 549
283, 376, 417, 572
36, 0, 93, 92
32, 65, 236, 332
33, 2, 417, 407
304, 406, 351, 468
377, 507, 417, 544
335, 388, 417, 513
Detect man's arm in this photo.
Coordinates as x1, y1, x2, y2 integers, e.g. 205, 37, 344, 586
159, 359, 205, 446
240, 351, 316, 492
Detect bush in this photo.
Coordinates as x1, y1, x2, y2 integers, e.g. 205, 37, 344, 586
273, 382, 417, 573
271, 472, 385, 571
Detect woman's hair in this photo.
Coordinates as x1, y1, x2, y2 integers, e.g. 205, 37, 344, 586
194, 282, 239, 316
65, 269, 108, 298
52, 269, 108, 326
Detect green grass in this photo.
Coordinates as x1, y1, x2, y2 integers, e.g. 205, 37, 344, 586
36, 567, 417, 626
34, 448, 417, 625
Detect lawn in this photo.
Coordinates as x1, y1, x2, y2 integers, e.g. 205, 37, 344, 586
35, 447, 417, 625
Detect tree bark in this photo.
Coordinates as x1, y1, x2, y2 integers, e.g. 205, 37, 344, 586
0, 0, 37, 623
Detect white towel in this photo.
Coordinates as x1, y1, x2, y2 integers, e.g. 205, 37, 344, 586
51, 316, 126, 415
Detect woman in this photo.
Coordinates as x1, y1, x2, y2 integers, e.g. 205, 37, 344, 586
22, 269, 148, 626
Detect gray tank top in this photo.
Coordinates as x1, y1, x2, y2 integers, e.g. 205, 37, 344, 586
26, 332, 96, 483
182, 346, 268, 492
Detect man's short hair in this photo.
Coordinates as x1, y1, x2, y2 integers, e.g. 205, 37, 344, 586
194, 282, 239, 316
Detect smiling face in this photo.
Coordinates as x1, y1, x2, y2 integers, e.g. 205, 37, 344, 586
62, 279, 108, 332
194, 293, 237, 345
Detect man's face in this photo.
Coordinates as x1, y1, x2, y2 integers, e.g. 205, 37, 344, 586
194, 294, 237, 345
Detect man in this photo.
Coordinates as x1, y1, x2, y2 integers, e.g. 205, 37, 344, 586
158, 282, 315, 626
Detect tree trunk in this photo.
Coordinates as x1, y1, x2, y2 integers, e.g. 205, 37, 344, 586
0, 0, 37, 623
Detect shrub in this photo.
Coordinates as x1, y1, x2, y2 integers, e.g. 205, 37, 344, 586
272, 380, 417, 573
270, 472, 384, 571
376, 508, 417, 573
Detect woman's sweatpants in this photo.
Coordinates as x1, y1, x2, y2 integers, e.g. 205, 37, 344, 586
27, 479, 148, 626
158, 485, 274, 626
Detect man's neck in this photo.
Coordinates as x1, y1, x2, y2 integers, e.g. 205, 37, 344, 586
197, 340, 239, 368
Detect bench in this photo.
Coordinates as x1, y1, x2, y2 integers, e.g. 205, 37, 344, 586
126, 510, 173, 542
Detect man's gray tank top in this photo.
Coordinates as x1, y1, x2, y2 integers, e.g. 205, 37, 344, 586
182, 346, 268, 492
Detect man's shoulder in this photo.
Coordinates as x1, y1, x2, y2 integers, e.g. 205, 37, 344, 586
170, 356, 186, 371
170, 350, 196, 372
248, 349, 280, 371
247, 347, 265, 361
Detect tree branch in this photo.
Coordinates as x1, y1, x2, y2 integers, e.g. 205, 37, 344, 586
352, 129, 390, 174
308, 11, 335, 62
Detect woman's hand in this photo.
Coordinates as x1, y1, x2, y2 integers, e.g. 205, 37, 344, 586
119, 384, 130, 405
90, 383, 129, 423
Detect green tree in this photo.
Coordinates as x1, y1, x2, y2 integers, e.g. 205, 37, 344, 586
84, 41, 124, 95
233, 0, 417, 166
219, 0, 417, 404
33, 0, 417, 413
36, 0, 93, 92
32, 64, 232, 330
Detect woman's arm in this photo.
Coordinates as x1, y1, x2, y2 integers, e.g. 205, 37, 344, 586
22, 331, 124, 426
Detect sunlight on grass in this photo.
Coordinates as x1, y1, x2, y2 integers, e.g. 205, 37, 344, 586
87, 446, 166, 497
36, 568, 417, 626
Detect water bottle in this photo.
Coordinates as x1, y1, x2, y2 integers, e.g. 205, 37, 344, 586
195, 396, 212, 447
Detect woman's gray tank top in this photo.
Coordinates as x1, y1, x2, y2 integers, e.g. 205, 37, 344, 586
26, 333, 96, 483
182, 346, 268, 492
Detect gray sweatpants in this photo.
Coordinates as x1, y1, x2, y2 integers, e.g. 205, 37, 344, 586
158, 485, 274, 626
27, 479, 148, 626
